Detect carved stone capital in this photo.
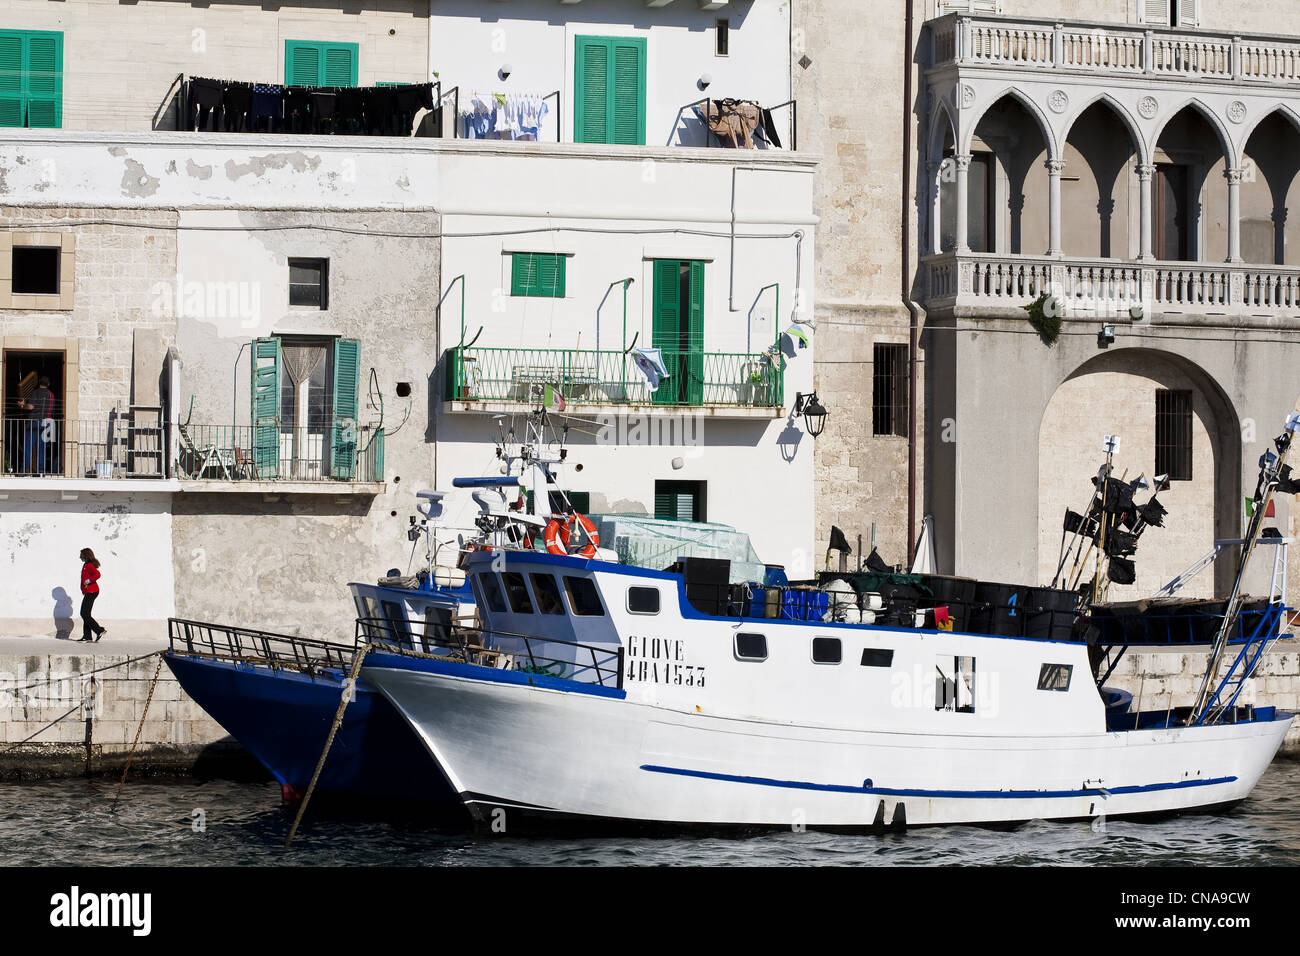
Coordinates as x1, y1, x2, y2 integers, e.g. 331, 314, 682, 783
1136, 163, 1155, 181
1045, 158, 1066, 175
953, 153, 972, 172
1225, 167, 1244, 186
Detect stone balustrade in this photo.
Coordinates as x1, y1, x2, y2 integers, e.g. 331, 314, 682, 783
930, 14, 1300, 88
923, 252, 1300, 321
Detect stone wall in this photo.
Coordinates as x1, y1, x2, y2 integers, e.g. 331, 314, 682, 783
1106, 638, 1300, 752
0, 0, 431, 132
0, 652, 230, 776
795, 1, 925, 567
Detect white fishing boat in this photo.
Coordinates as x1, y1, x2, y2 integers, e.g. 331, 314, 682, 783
359, 416, 1300, 830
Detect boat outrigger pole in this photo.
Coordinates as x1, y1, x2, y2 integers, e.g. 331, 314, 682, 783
1188, 411, 1300, 724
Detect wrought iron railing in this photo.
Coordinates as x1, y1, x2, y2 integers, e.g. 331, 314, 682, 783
168, 618, 356, 676
444, 346, 784, 409
176, 422, 384, 482
356, 616, 624, 690
1, 417, 164, 479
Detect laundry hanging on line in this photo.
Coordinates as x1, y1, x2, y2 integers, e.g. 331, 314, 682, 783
185, 77, 438, 136
629, 348, 670, 393
460, 92, 550, 140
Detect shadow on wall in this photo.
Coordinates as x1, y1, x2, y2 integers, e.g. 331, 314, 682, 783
51, 587, 74, 640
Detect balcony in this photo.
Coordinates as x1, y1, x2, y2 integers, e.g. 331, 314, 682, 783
929, 14, 1300, 87
443, 346, 785, 416
0, 418, 384, 494
924, 253, 1300, 322
175, 423, 385, 493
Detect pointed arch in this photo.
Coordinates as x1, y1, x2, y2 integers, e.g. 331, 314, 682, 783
1240, 103, 1300, 150
960, 86, 1058, 159
1151, 97, 1235, 163
929, 98, 957, 163
1061, 92, 1148, 166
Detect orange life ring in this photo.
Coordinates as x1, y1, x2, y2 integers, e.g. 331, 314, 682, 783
544, 518, 571, 555
570, 512, 600, 559
543, 512, 601, 559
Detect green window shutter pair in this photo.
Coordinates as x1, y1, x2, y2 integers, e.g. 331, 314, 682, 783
284, 40, 359, 87
0, 30, 62, 128
250, 337, 363, 480
574, 35, 646, 145
511, 253, 566, 298
650, 260, 705, 406
654, 483, 700, 522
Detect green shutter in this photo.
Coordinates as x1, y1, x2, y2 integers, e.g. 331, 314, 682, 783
575, 36, 645, 145
285, 40, 358, 87
250, 337, 281, 478
0, 34, 22, 127
511, 253, 565, 297
686, 260, 705, 405
654, 491, 674, 520
323, 46, 357, 86
331, 338, 361, 480
611, 40, 646, 146
368, 427, 385, 482
0, 31, 62, 129
651, 260, 681, 406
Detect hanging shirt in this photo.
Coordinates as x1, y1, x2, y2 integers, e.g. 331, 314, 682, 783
629, 348, 671, 393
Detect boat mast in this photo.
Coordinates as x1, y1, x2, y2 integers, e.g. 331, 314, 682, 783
1188, 412, 1300, 723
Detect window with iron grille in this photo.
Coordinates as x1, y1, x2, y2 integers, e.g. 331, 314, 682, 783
1155, 389, 1193, 481
872, 343, 908, 438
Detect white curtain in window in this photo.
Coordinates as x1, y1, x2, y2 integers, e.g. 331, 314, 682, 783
282, 344, 327, 478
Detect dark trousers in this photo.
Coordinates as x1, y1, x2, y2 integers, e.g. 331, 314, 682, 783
80, 592, 103, 641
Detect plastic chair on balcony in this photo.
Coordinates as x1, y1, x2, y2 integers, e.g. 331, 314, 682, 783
176, 424, 230, 479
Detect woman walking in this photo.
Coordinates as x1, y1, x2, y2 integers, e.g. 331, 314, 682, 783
78, 548, 106, 643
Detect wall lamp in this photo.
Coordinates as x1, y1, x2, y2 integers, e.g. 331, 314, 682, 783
793, 391, 828, 438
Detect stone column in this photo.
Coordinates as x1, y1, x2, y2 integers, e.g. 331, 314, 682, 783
1272, 206, 1287, 266
1136, 163, 1154, 260
926, 161, 941, 255
1225, 167, 1243, 263
1046, 157, 1064, 256
954, 153, 971, 254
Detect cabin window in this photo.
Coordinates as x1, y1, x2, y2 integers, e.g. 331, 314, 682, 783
861, 648, 894, 667
812, 637, 841, 664
735, 632, 767, 661
380, 600, 407, 642
935, 655, 976, 713
627, 586, 660, 615
502, 572, 534, 614
478, 573, 508, 614
563, 575, 606, 616
530, 573, 565, 615
1037, 663, 1073, 691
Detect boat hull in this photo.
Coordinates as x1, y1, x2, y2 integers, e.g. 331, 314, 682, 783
165, 652, 459, 805
363, 658, 1294, 828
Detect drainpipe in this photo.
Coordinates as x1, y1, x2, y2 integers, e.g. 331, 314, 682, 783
903, 0, 920, 565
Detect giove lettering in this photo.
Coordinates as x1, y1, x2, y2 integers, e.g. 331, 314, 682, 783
49, 886, 151, 937
595, 413, 703, 448
149, 274, 261, 326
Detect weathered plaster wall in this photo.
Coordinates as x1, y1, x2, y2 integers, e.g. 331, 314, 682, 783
0, 0, 431, 131
0, 491, 176, 639
171, 209, 439, 639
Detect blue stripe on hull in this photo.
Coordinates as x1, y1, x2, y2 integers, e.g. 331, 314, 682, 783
639, 764, 1238, 799
164, 653, 457, 804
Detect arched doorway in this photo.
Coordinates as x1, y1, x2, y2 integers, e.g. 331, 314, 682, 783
1038, 349, 1240, 599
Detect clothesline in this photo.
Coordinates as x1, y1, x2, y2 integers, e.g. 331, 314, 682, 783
459, 90, 553, 141
184, 76, 439, 137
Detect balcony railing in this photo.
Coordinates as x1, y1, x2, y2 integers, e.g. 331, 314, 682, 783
176, 423, 384, 483
444, 346, 784, 409
923, 252, 1300, 319
930, 14, 1300, 87
1, 417, 164, 479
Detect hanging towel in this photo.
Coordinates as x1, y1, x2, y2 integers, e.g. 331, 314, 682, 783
250, 84, 283, 132
783, 325, 809, 349
222, 81, 252, 132
760, 107, 782, 149
188, 77, 224, 131
629, 348, 670, 393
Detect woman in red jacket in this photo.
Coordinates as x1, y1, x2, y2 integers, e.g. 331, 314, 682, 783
79, 548, 106, 642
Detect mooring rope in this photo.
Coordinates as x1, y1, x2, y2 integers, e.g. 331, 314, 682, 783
284, 643, 371, 850
110, 655, 164, 811
0, 650, 164, 696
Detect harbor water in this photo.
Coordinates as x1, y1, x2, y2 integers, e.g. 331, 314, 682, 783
2, 759, 1297, 867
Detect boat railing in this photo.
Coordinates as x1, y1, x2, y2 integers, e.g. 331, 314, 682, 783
167, 617, 355, 676
354, 616, 624, 690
